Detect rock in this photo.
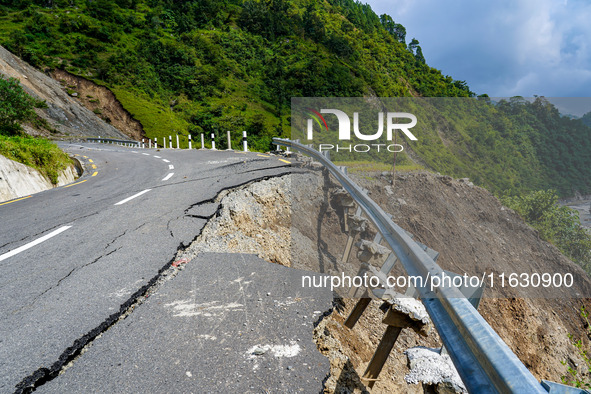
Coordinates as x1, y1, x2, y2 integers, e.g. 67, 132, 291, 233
385, 185, 394, 196
404, 347, 467, 393
439, 175, 453, 186
252, 347, 266, 356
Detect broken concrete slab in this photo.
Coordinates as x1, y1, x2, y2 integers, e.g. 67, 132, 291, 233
39, 253, 332, 393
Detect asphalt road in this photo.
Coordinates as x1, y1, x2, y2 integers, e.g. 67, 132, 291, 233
0, 143, 329, 393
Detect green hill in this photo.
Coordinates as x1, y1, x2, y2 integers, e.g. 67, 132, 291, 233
0, 0, 590, 197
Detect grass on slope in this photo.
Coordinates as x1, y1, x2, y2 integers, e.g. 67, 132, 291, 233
0, 135, 71, 184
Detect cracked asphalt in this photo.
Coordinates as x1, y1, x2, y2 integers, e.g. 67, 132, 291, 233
0, 143, 330, 393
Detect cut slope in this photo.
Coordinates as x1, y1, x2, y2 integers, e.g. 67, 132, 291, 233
0, 45, 128, 139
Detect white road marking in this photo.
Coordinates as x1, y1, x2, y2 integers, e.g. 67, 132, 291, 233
168, 164, 174, 170
153, 155, 161, 158
132, 151, 138, 153
114, 189, 151, 206
162, 173, 174, 181
142, 153, 150, 156
162, 159, 170, 163
0, 226, 72, 262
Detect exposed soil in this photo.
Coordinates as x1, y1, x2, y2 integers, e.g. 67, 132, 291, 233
177, 159, 591, 392
0, 45, 128, 139
356, 171, 591, 386
50, 69, 144, 141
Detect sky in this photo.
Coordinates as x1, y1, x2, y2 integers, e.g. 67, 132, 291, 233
364, 0, 591, 114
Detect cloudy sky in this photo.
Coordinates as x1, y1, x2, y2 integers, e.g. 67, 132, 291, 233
365, 0, 591, 113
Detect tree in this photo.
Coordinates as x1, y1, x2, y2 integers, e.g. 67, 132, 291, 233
0, 77, 47, 135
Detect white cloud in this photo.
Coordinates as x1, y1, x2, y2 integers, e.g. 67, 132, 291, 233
364, 0, 591, 97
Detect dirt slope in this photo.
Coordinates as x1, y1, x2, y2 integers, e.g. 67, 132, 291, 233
0, 45, 128, 139
50, 69, 144, 140
356, 171, 591, 385
174, 160, 591, 392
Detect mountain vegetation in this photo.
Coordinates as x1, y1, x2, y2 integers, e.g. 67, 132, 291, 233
0, 0, 589, 198
0, 76, 70, 184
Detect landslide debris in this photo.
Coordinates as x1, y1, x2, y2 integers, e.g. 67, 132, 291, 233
176, 162, 591, 392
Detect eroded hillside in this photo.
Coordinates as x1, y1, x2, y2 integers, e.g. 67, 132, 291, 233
177, 159, 591, 392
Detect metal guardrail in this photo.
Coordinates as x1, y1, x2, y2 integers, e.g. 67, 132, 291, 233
87, 137, 140, 147
273, 138, 553, 393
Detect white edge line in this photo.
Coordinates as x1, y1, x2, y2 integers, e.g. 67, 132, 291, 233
162, 173, 174, 181
169, 164, 174, 170
153, 156, 161, 158
0, 226, 72, 262
114, 189, 152, 206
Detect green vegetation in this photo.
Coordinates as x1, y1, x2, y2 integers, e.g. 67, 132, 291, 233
0, 135, 71, 184
0, 76, 46, 134
0, 1, 589, 198
502, 190, 591, 275
0, 0, 472, 149
0, 76, 70, 184
562, 306, 591, 389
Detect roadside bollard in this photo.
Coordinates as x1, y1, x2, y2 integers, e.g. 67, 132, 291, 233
176, 134, 180, 149
149, 139, 152, 149
242, 131, 248, 152
188, 134, 192, 150
226, 131, 232, 151
169, 135, 172, 149
211, 133, 216, 150
200, 133, 205, 150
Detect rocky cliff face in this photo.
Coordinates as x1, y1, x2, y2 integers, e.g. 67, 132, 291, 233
0, 45, 129, 140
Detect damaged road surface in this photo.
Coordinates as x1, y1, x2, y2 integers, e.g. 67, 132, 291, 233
37, 253, 331, 393
0, 144, 331, 393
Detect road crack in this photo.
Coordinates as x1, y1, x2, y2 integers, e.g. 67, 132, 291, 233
13, 170, 292, 394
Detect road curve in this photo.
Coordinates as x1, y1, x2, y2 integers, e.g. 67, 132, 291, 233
0, 143, 295, 392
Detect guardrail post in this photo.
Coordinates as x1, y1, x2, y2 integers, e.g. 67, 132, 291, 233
188, 134, 192, 150
200, 133, 205, 150
211, 133, 216, 150
344, 296, 372, 329
362, 325, 402, 388
226, 131, 232, 150
242, 131, 248, 151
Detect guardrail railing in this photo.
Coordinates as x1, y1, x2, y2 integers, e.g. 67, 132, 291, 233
272, 138, 583, 394
87, 137, 140, 147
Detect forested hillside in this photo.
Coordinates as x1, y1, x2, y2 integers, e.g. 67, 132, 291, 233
0, 0, 472, 150
0, 0, 590, 197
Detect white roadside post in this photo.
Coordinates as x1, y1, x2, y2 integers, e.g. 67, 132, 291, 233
226, 131, 232, 151
154, 138, 157, 149
142, 139, 145, 149
176, 134, 180, 149
242, 131, 248, 151
169, 135, 172, 149
211, 133, 216, 150
188, 134, 192, 150
149, 139, 152, 149
200, 133, 205, 150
